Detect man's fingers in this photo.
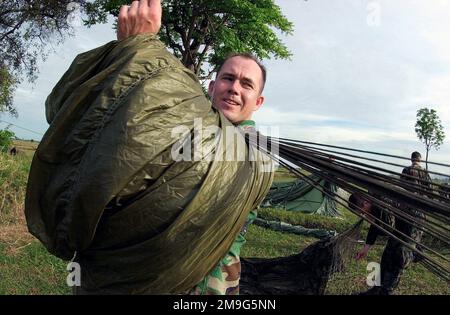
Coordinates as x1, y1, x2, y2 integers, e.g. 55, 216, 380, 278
118, 5, 129, 21
140, 0, 150, 9
148, 0, 161, 9
129, 1, 140, 18
148, 0, 162, 31
117, 5, 130, 40
139, 0, 149, 17
118, 0, 161, 40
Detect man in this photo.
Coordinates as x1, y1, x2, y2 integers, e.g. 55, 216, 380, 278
350, 152, 430, 295
400, 151, 431, 263
118, 1, 266, 295
401, 151, 432, 192
349, 194, 408, 295
189, 53, 268, 295
119, 1, 268, 295
25, 0, 273, 294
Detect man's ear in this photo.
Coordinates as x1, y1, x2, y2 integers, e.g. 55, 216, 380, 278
254, 95, 265, 111
208, 80, 215, 98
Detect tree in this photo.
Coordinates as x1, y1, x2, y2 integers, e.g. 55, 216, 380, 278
415, 108, 445, 170
0, 0, 87, 116
85, 0, 293, 82
0, 68, 16, 116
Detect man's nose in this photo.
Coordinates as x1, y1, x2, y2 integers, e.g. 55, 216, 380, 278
227, 80, 240, 94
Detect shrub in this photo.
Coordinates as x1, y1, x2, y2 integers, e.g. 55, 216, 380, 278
0, 129, 15, 153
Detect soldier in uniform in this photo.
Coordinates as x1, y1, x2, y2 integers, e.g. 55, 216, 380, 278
350, 151, 431, 295
401, 151, 432, 193
349, 195, 420, 294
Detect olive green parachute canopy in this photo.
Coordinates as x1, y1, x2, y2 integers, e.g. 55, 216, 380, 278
25, 34, 274, 294
262, 175, 340, 216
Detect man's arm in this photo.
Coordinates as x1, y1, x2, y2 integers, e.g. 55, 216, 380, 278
355, 206, 383, 260
355, 244, 372, 260
117, 0, 162, 40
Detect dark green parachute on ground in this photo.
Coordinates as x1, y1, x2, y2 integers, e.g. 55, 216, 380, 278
262, 174, 340, 216
25, 34, 274, 294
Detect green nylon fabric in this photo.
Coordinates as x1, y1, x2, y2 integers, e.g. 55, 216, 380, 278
262, 175, 340, 216
25, 34, 274, 294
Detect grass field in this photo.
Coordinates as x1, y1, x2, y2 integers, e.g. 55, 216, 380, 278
0, 142, 448, 295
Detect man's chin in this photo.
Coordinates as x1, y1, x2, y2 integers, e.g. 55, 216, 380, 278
221, 111, 239, 124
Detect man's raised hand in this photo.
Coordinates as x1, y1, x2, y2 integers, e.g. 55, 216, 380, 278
117, 0, 162, 41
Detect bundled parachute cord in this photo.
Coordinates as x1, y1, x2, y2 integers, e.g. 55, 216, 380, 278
273, 141, 450, 218
284, 144, 450, 199
243, 132, 450, 282
280, 140, 450, 181
275, 144, 450, 240
276, 159, 449, 262
297, 145, 450, 201
278, 139, 449, 200
274, 139, 450, 227
278, 138, 450, 168
275, 156, 450, 282
274, 158, 450, 282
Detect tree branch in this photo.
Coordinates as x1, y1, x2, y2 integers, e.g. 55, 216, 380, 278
0, 15, 27, 42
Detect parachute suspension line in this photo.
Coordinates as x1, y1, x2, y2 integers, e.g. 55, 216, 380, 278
245, 132, 450, 282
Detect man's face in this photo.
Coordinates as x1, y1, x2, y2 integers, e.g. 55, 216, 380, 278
358, 200, 373, 215
350, 199, 372, 214
208, 56, 265, 125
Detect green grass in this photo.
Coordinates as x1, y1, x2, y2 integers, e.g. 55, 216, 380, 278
324, 238, 450, 295
242, 224, 318, 258
0, 242, 70, 295
0, 152, 30, 216
257, 206, 360, 233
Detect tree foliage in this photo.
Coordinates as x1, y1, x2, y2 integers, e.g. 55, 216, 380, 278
0, 0, 86, 116
0, 129, 15, 153
415, 107, 445, 169
85, 0, 293, 80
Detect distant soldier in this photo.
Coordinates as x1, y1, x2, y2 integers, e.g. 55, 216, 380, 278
401, 151, 432, 192
9, 147, 17, 156
349, 193, 423, 295
350, 151, 431, 295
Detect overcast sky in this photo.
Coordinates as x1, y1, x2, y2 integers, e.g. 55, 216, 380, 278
2, 0, 449, 173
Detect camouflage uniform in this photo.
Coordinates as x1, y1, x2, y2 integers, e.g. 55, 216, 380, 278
190, 210, 257, 295
365, 161, 430, 294
401, 161, 432, 193
190, 120, 260, 295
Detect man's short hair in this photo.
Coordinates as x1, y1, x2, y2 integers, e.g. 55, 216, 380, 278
348, 193, 370, 211
411, 151, 422, 162
348, 193, 361, 210
216, 53, 267, 93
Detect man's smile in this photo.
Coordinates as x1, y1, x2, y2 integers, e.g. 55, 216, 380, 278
222, 98, 241, 106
